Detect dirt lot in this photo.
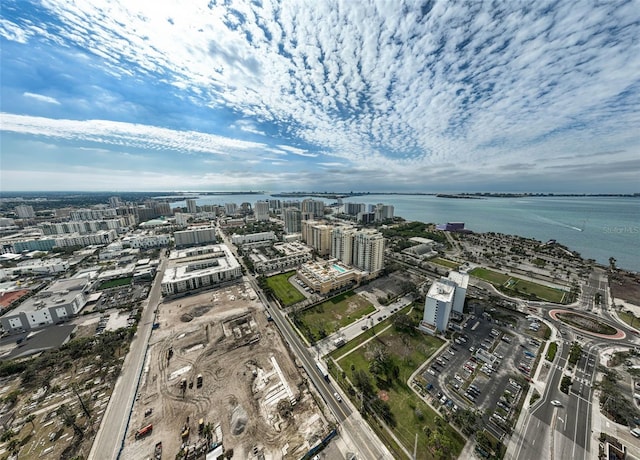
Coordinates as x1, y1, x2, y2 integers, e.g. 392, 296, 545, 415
122, 281, 327, 460
610, 271, 640, 305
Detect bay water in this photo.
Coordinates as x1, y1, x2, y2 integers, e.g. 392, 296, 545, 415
171, 194, 639, 272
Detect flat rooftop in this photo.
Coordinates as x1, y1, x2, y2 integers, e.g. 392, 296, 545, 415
448, 271, 469, 289
5, 278, 88, 316
427, 281, 455, 302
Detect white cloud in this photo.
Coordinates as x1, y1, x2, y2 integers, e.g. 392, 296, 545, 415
3, 0, 639, 190
23, 92, 61, 105
0, 113, 267, 155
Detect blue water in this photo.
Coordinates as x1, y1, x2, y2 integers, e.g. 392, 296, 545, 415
333, 264, 347, 273
170, 194, 640, 272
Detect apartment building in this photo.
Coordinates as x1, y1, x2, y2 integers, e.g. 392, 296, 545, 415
161, 244, 241, 296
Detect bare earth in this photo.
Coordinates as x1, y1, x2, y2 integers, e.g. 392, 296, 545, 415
122, 281, 327, 460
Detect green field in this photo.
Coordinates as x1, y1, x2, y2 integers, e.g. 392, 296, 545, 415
469, 268, 566, 303
266, 271, 305, 306
293, 292, 375, 342
469, 268, 511, 285
332, 324, 463, 459
98, 277, 132, 290
618, 310, 640, 330
432, 257, 460, 269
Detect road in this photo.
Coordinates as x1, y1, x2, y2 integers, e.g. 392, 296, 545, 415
246, 274, 392, 459
89, 256, 167, 460
219, 227, 391, 458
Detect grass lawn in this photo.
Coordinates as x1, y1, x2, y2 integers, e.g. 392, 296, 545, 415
266, 271, 305, 306
469, 267, 511, 285
470, 268, 566, 303
432, 257, 460, 269
511, 278, 565, 303
98, 277, 132, 290
295, 291, 374, 342
332, 325, 464, 459
618, 310, 640, 330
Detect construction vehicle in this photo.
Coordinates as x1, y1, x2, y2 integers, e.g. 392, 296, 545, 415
135, 424, 153, 440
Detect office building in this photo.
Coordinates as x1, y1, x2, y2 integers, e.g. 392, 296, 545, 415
186, 199, 198, 214
269, 199, 282, 211
161, 244, 241, 296
283, 208, 301, 234
174, 227, 217, 248
15, 205, 36, 219
254, 201, 270, 221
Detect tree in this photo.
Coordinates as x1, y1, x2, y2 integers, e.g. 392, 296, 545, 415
25, 413, 36, 433
58, 404, 84, 439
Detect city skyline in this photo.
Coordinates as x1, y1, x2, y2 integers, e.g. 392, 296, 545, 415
1, 1, 639, 193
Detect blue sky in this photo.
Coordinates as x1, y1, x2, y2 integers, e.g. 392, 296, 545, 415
1, 0, 639, 193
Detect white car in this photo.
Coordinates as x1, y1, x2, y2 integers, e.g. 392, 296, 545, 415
334, 392, 342, 402
551, 400, 562, 407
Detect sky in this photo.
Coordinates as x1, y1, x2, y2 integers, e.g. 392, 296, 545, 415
1, 0, 639, 193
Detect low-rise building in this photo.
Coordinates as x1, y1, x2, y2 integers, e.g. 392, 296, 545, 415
252, 242, 312, 274
122, 232, 171, 249
161, 244, 241, 296
0, 278, 89, 333
231, 231, 276, 245
296, 260, 358, 295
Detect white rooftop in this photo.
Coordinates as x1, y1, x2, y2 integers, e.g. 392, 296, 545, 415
427, 280, 455, 302
447, 271, 469, 289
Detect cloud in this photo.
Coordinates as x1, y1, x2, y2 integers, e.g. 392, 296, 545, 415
1, 0, 639, 191
0, 113, 267, 155
277, 144, 318, 157
23, 92, 61, 105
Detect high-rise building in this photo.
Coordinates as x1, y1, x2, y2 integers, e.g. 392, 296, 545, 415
374, 204, 394, 221
224, 203, 238, 216
447, 271, 469, 314
269, 199, 282, 211
352, 230, 385, 274
186, 199, 198, 214
283, 208, 301, 234
301, 199, 325, 218
331, 226, 356, 264
70, 208, 118, 221
109, 196, 122, 208
301, 221, 332, 256
174, 227, 217, 247
254, 201, 270, 221
422, 281, 455, 333
15, 205, 35, 219
422, 271, 469, 333
344, 202, 366, 216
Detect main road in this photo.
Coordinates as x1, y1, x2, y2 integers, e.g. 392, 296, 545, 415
221, 227, 392, 459
89, 256, 168, 460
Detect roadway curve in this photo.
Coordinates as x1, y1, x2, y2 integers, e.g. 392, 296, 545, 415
548, 309, 626, 340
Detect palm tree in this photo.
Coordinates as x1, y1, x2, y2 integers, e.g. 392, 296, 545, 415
25, 413, 36, 433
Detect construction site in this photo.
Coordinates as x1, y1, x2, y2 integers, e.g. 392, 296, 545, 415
121, 281, 328, 460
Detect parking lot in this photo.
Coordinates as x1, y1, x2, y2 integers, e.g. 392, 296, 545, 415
422, 307, 540, 440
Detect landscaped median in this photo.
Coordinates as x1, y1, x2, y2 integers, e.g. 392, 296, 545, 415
469, 267, 568, 303
546, 342, 558, 361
